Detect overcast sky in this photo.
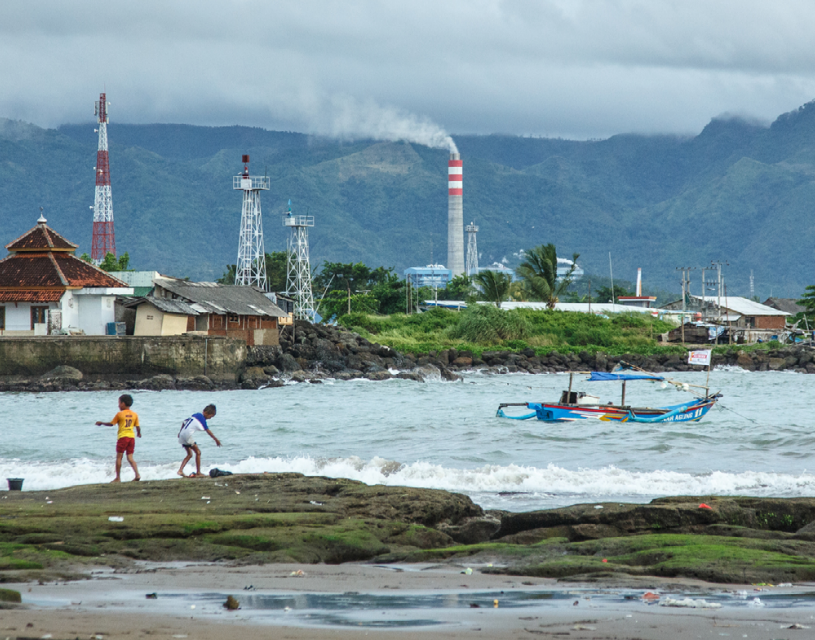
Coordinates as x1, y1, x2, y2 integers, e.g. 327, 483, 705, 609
3, 0, 815, 141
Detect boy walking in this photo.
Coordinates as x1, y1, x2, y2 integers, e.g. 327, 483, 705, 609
96, 394, 141, 482
177, 404, 220, 478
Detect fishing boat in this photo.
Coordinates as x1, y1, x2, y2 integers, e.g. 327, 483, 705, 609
496, 362, 721, 424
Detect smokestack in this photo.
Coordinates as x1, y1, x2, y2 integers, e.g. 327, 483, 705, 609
447, 153, 464, 276
636, 268, 642, 296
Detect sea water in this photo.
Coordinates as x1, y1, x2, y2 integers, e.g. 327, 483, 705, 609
1, 369, 813, 511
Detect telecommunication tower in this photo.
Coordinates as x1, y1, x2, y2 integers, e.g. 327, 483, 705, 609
233, 155, 270, 289
465, 221, 479, 276
91, 93, 116, 262
283, 200, 317, 322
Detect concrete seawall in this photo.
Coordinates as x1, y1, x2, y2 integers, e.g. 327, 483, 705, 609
0, 336, 246, 382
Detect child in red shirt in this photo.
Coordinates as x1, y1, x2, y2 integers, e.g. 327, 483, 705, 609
96, 394, 142, 482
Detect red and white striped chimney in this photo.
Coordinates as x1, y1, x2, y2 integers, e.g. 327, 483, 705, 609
447, 153, 464, 276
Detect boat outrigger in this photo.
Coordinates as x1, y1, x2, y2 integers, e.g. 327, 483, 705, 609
496, 362, 721, 424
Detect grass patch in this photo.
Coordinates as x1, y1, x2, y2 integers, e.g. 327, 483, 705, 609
340, 307, 683, 356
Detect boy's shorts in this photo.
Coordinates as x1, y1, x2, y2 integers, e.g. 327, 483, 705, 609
116, 437, 135, 455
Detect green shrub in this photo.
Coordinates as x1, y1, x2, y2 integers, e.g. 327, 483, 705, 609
448, 305, 531, 344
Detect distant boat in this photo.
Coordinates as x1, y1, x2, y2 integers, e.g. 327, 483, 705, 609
496, 365, 721, 424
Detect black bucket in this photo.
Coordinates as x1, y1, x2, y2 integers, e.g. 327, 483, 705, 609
7, 478, 23, 491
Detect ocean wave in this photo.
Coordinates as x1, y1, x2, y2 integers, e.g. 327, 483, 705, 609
2, 456, 814, 502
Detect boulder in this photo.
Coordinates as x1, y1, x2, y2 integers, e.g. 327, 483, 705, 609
396, 372, 424, 382
768, 357, 787, 371
452, 356, 473, 367
175, 375, 215, 391
138, 374, 176, 391
736, 352, 755, 371
366, 371, 393, 381
40, 365, 83, 382
277, 353, 302, 373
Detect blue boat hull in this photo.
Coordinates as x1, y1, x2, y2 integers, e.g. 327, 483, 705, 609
498, 397, 719, 423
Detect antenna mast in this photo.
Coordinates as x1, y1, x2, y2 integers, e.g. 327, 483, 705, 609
465, 221, 479, 276
284, 200, 317, 322
91, 92, 116, 263
233, 155, 269, 289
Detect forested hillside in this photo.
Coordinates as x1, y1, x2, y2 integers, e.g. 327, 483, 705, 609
2, 100, 815, 297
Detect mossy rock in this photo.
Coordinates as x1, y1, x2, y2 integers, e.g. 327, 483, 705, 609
0, 588, 21, 603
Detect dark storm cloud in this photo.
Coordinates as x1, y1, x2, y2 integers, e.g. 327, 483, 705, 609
2, 0, 815, 139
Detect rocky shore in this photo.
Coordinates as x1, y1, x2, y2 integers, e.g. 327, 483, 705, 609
3, 474, 815, 585
1, 319, 813, 392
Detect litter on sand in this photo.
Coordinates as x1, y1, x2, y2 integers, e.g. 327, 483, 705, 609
573, 625, 596, 631
289, 570, 305, 577
661, 597, 722, 609
462, 567, 473, 575
785, 623, 810, 629
108, 516, 124, 522
642, 591, 660, 601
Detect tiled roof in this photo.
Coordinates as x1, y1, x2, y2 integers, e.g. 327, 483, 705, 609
154, 279, 288, 318
0, 290, 63, 303
6, 224, 77, 251
0, 252, 129, 289
55, 254, 128, 288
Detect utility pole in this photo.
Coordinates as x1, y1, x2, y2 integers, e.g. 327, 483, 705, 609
711, 260, 729, 330
676, 267, 695, 344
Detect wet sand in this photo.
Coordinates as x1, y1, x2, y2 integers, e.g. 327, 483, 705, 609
3, 563, 815, 639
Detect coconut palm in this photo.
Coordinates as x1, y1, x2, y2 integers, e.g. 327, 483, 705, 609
516, 244, 580, 309
473, 270, 512, 308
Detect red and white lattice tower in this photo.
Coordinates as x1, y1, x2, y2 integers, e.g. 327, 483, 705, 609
447, 153, 464, 276
91, 92, 115, 262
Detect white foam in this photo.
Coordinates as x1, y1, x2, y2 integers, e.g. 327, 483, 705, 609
4, 456, 815, 504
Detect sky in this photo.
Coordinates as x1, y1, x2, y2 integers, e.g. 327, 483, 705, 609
3, 1, 815, 141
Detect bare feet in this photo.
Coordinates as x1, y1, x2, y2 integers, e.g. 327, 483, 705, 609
177, 470, 187, 477
110, 478, 121, 483
133, 476, 141, 482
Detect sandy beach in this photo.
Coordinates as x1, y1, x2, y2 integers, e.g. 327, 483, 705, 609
3, 562, 815, 640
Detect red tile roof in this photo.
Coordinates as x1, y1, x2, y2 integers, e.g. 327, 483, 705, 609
6, 224, 77, 252
0, 253, 128, 289
0, 290, 63, 303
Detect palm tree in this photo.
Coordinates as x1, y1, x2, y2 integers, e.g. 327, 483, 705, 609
473, 270, 512, 308
516, 244, 580, 309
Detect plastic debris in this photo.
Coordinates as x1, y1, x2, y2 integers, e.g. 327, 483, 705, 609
594, 505, 604, 509
224, 595, 240, 610
309, 500, 324, 505
462, 567, 473, 575
145, 592, 158, 599
289, 570, 305, 577
201, 496, 210, 500
661, 597, 721, 609
642, 591, 660, 601
777, 582, 793, 587
235, 491, 240, 494
573, 625, 595, 631
493, 599, 499, 608
108, 516, 124, 522
601, 558, 608, 563
699, 503, 713, 510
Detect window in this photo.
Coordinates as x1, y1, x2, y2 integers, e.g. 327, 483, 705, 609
31, 306, 48, 328
228, 314, 239, 324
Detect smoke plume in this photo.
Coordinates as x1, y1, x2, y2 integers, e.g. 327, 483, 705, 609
312, 94, 457, 153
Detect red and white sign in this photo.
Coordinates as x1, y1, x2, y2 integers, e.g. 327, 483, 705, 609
687, 350, 712, 366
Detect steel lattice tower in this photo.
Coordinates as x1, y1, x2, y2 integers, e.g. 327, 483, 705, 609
91, 93, 116, 262
233, 155, 269, 289
284, 200, 317, 322
465, 221, 479, 276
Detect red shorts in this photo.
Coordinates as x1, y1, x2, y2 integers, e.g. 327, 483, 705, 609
116, 437, 135, 455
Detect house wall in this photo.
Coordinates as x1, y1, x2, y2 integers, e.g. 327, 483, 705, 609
161, 313, 189, 336
755, 315, 786, 330
0, 302, 59, 336
206, 315, 279, 346
0, 335, 246, 382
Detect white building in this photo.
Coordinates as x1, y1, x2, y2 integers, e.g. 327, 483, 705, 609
0, 215, 132, 336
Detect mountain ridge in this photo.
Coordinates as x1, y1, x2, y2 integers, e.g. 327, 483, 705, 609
1, 103, 815, 298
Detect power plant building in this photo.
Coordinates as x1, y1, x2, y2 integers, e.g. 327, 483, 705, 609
404, 265, 452, 289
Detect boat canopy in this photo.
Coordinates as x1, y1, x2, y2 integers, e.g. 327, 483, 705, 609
588, 372, 664, 382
